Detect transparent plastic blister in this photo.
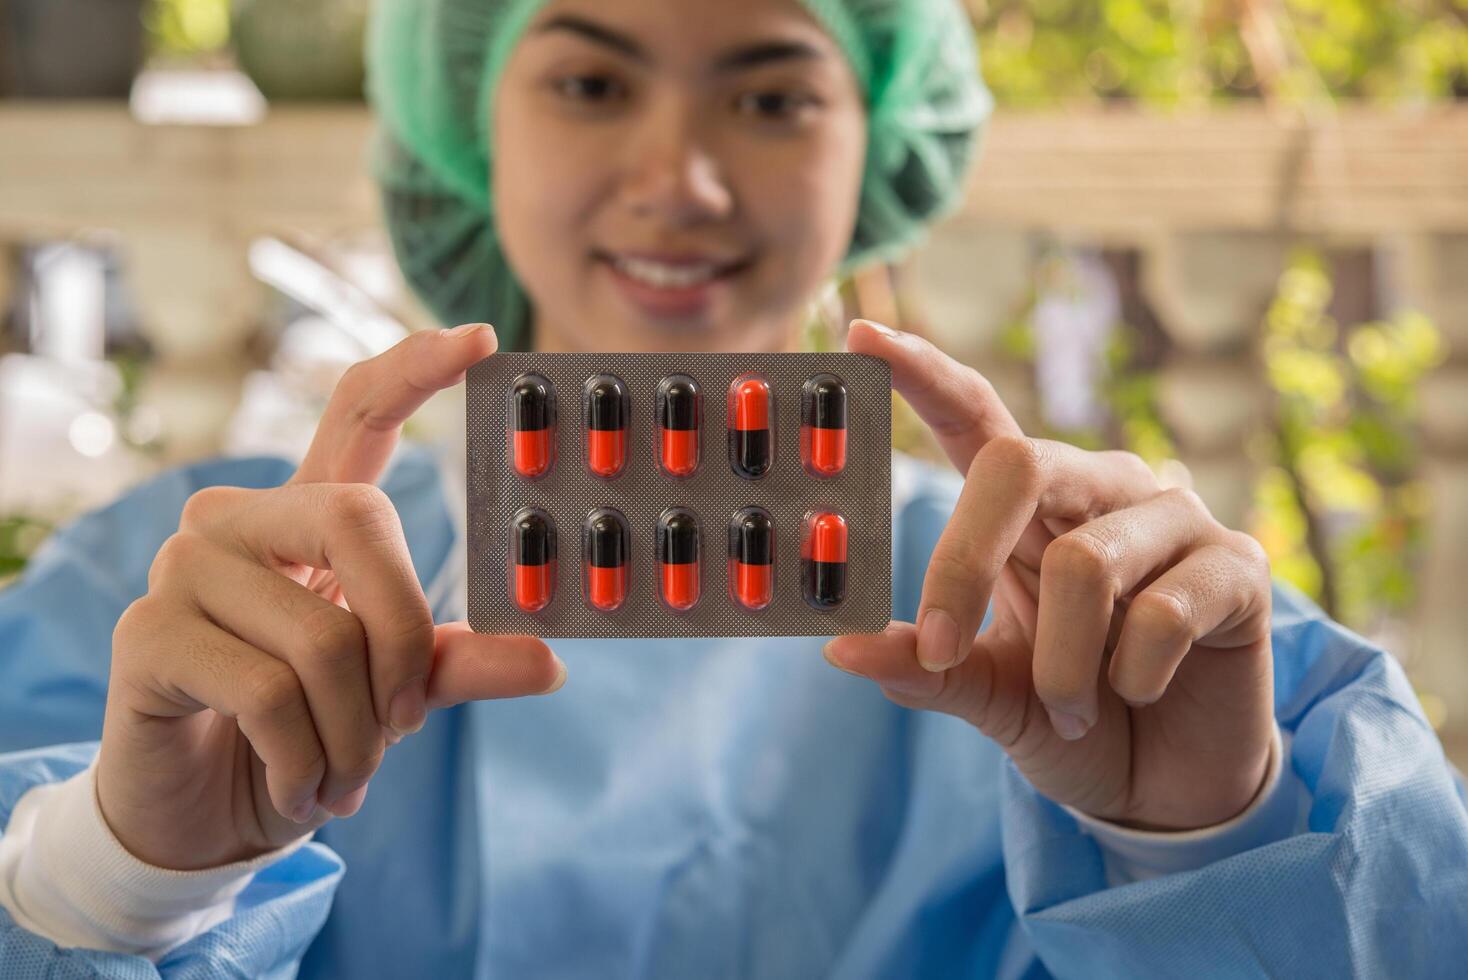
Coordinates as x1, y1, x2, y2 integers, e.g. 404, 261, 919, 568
467, 352, 891, 638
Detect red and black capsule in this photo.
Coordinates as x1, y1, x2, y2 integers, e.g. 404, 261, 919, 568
656, 508, 700, 611
583, 508, 629, 612
800, 374, 847, 477
510, 508, 556, 613
585, 374, 629, 479
728, 506, 774, 611
728, 375, 773, 479
509, 373, 556, 479
656, 374, 701, 477
801, 511, 847, 608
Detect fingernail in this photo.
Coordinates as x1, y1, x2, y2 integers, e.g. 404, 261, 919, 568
855, 318, 900, 338
290, 798, 316, 824
1047, 708, 1091, 741
822, 642, 856, 675
327, 784, 368, 819
917, 609, 959, 671
389, 676, 427, 735
447, 322, 488, 338
881, 675, 941, 699
540, 658, 568, 694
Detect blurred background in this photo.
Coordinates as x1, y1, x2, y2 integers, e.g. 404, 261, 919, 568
0, 0, 1464, 765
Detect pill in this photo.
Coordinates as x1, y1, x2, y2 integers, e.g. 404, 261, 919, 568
585, 374, 629, 479
656, 375, 701, 477
509, 374, 556, 479
656, 508, 700, 611
800, 374, 847, 477
728, 375, 773, 479
801, 511, 847, 608
728, 506, 774, 611
584, 509, 629, 612
510, 508, 556, 613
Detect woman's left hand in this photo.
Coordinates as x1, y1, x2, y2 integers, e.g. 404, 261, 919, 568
827, 320, 1276, 831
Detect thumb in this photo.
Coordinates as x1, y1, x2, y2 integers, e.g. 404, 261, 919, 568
425, 622, 566, 709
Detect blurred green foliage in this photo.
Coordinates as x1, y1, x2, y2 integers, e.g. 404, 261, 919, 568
971, 0, 1468, 105
991, 246, 1445, 633
0, 515, 53, 587
1254, 248, 1444, 628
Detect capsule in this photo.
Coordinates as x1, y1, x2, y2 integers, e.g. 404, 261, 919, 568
728, 375, 773, 479
583, 508, 629, 612
800, 374, 847, 477
509, 374, 556, 479
510, 509, 556, 613
656, 375, 701, 477
656, 508, 701, 611
801, 511, 847, 608
728, 506, 774, 611
585, 374, 629, 479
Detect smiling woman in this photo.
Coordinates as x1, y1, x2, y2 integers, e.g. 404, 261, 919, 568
491, 1, 866, 351
369, 0, 990, 352
0, 0, 1466, 977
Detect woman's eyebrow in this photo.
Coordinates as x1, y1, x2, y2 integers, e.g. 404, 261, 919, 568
714, 40, 826, 72
534, 15, 647, 62
532, 14, 825, 72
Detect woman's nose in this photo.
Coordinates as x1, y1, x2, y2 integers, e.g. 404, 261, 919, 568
619, 105, 734, 226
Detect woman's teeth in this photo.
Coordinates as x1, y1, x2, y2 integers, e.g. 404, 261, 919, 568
611, 256, 721, 289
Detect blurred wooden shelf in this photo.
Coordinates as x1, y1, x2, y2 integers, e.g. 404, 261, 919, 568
0, 101, 380, 238
2, 102, 1466, 240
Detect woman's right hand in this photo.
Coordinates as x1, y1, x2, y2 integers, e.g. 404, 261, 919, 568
96, 324, 564, 871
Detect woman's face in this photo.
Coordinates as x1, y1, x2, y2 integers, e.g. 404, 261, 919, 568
493, 0, 867, 352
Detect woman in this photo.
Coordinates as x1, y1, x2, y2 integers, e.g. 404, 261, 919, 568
0, 0, 1464, 976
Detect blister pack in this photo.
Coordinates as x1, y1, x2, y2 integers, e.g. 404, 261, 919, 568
466, 352, 892, 638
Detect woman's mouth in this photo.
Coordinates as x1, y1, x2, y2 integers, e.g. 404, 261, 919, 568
595, 251, 752, 320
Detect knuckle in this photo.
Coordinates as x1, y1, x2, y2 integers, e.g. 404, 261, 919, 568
180, 485, 243, 529
326, 483, 396, 534
1228, 530, 1271, 573
382, 604, 435, 653
1162, 486, 1210, 520
112, 595, 162, 652
244, 662, 307, 723
1130, 590, 1193, 641
300, 604, 367, 667
975, 435, 1044, 491
148, 532, 204, 591
1043, 532, 1116, 591
1110, 450, 1160, 491
926, 546, 986, 595
1033, 669, 1091, 712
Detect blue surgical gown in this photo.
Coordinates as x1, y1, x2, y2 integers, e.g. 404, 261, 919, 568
0, 447, 1465, 978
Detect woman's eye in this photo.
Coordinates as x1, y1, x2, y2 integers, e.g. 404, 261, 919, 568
553, 74, 624, 103
735, 90, 818, 121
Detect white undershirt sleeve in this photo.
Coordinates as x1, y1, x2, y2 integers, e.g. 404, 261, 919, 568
0, 759, 310, 962
1069, 722, 1307, 884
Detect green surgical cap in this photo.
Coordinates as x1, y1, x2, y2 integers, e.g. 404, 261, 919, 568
366, 0, 993, 349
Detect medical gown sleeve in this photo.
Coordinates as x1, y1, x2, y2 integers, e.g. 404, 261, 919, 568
0, 457, 347, 976
1001, 580, 1468, 978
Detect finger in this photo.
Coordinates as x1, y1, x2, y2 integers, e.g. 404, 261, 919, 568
155, 534, 384, 815
1031, 488, 1216, 739
826, 619, 1044, 751
823, 623, 947, 701
914, 438, 1160, 673
426, 623, 566, 707
292, 323, 497, 486
1107, 536, 1271, 706
114, 597, 328, 824
183, 483, 434, 740
845, 318, 1022, 473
